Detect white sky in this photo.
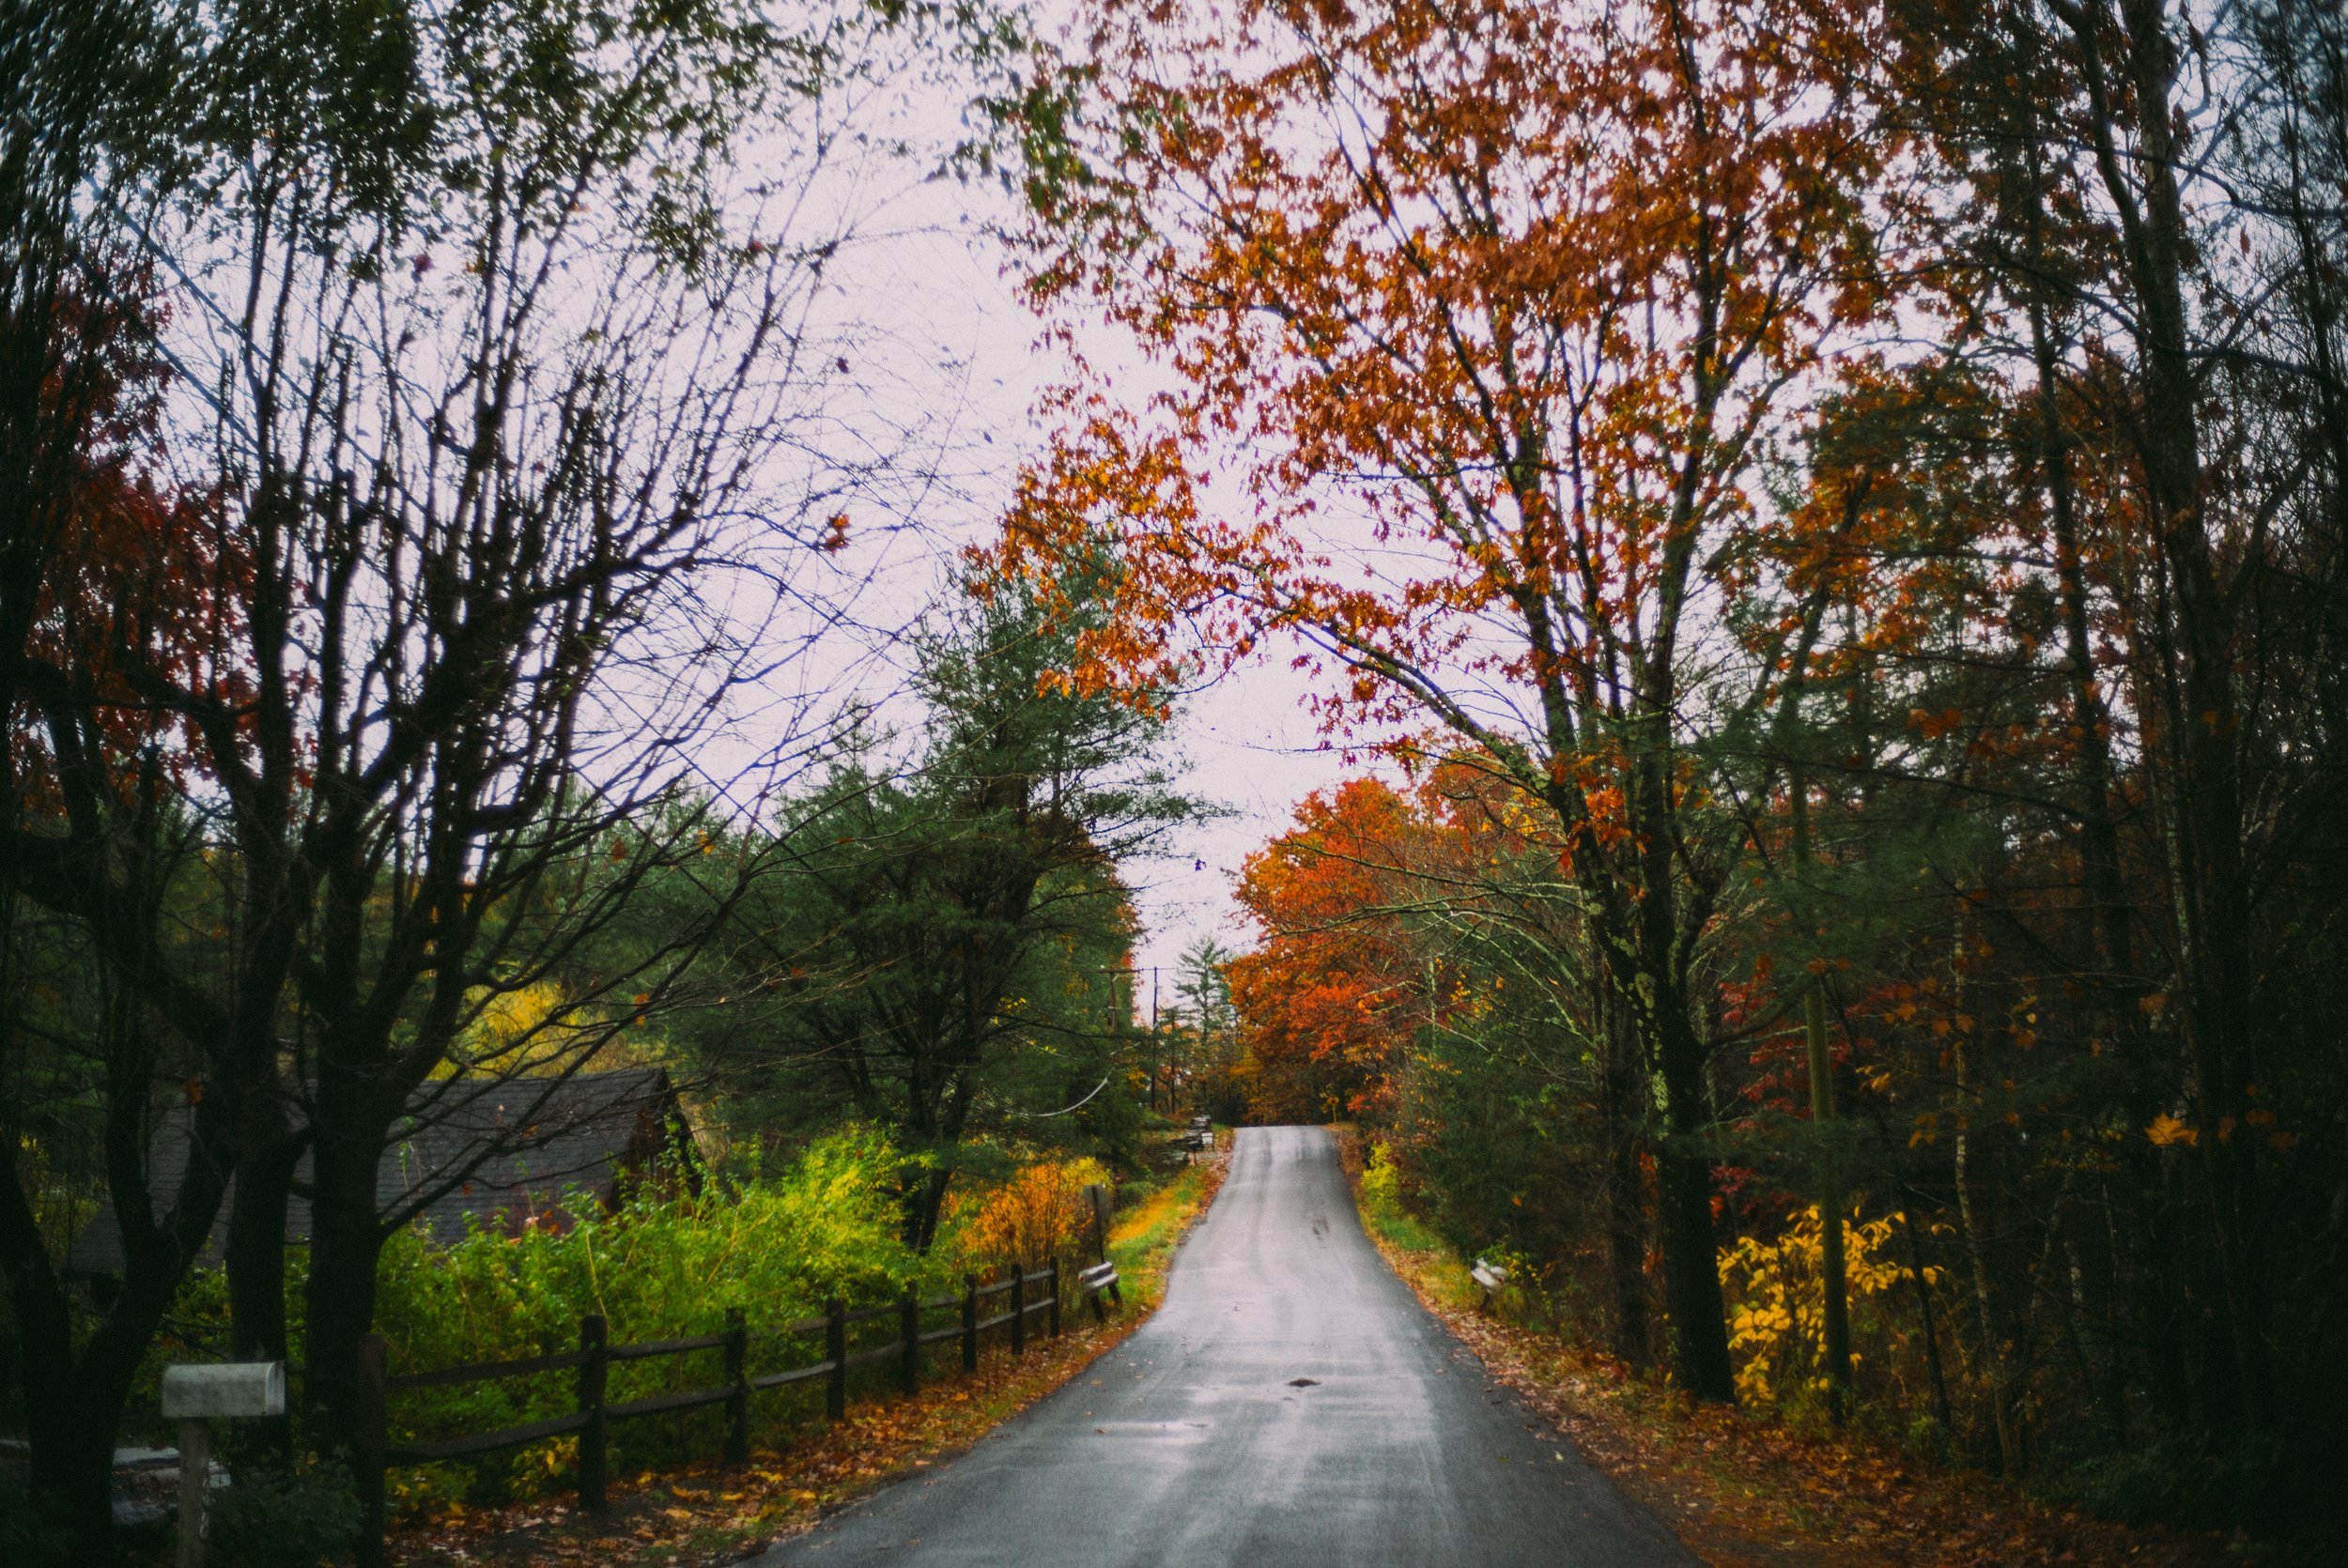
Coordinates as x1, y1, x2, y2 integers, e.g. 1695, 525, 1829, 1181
798, 192, 1361, 984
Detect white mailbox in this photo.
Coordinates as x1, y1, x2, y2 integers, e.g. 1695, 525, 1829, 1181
162, 1360, 286, 1419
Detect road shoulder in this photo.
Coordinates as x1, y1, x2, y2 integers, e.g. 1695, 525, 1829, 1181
1329, 1128, 2245, 1568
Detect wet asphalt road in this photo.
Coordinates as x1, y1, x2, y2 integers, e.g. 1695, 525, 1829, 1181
763, 1125, 1697, 1567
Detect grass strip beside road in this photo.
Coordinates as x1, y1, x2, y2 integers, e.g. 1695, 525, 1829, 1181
1105, 1143, 1225, 1307
1331, 1128, 2252, 1568
386, 1146, 1228, 1568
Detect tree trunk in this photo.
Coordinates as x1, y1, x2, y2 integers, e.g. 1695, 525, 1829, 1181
300, 1118, 387, 1464
1897, 1183, 1956, 1450
1653, 1007, 1736, 1402
1599, 982, 1650, 1366
0, 1180, 113, 1558
1, 1156, 229, 1559
1803, 976, 1850, 1415
227, 1132, 300, 1362
227, 1126, 304, 1461
1952, 1012, 2020, 1473
1789, 768, 1850, 1416
2068, 0, 2265, 1428
903, 1165, 954, 1253
21, 1362, 126, 1562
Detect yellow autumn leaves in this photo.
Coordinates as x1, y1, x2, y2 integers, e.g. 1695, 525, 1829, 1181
1718, 1206, 1937, 1407
947, 1157, 1111, 1268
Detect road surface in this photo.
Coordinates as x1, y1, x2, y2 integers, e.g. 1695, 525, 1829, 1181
765, 1125, 1697, 1567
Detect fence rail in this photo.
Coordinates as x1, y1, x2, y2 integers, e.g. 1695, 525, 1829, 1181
384, 1347, 589, 1391
352, 1257, 1078, 1568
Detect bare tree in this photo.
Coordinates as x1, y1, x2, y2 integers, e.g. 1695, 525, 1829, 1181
3, 0, 1026, 1545
0, 1, 280, 1548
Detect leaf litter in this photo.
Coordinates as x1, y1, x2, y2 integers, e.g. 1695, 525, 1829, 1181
1340, 1130, 2267, 1568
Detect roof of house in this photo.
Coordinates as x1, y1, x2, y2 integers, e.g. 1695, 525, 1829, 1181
65, 1067, 696, 1276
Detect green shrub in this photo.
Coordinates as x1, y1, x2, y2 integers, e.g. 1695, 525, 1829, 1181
2052, 1447, 2181, 1528
369, 1125, 953, 1504
204, 1455, 362, 1568
0, 1474, 70, 1567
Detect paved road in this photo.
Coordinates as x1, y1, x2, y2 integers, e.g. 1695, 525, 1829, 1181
765, 1126, 1696, 1567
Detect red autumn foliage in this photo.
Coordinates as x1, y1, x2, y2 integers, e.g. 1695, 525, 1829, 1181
11, 272, 249, 802
1226, 778, 1435, 1124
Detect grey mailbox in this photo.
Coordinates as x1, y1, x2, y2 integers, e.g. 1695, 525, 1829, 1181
162, 1361, 286, 1568
162, 1361, 286, 1419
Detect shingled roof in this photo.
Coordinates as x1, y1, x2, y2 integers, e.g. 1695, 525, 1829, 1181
66, 1067, 698, 1277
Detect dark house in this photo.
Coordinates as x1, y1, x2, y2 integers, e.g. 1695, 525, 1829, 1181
67, 1067, 701, 1277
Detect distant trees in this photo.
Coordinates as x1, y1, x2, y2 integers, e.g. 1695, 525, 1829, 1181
1224, 770, 1652, 1363
1171, 937, 1241, 1122
1225, 781, 1428, 1127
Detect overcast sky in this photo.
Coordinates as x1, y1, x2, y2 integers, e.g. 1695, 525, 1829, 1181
857, 228, 1362, 986
720, 52, 1367, 988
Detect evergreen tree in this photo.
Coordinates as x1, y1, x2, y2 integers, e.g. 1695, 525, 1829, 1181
681, 568, 1196, 1245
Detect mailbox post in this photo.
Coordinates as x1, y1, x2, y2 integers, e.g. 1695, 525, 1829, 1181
1081, 1182, 1111, 1263
161, 1361, 286, 1568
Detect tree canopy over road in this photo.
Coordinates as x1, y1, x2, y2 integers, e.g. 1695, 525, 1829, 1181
7, 0, 2348, 1559
996, 0, 2348, 1545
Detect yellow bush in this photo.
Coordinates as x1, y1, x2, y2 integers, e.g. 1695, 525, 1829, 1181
1360, 1140, 1401, 1212
1718, 1205, 1939, 1406
950, 1157, 1111, 1268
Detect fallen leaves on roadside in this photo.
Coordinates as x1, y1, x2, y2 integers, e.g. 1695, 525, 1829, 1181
1336, 1130, 2258, 1568
387, 1151, 1227, 1568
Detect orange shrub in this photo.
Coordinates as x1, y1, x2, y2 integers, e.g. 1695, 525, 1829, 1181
948, 1158, 1110, 1269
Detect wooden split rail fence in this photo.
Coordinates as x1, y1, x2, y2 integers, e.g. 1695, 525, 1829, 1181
351, 1258, 1091, 1568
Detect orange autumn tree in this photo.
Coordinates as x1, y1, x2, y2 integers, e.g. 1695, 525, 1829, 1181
1226, 779, 1435, 1124
1001, 0, 1899, 1398
1232, 760, 1667, 1361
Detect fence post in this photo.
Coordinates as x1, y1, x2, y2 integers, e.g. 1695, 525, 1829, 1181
1048, 1256, 1062, 1338
961, 1274, 979, 1373
354, 1334, 388, 1568
899, 1284, 919, 1398
578, 1314, 608, 1514
1008, 1260, 1025, 1358
825, 1299, 847, 1424
1083, 1183, 1110, 1264
724, 1308, 749, 1466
